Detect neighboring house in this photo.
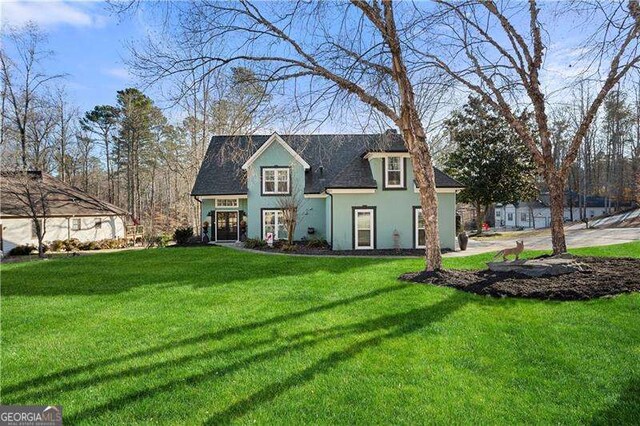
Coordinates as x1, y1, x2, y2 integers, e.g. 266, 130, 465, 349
0, 171, 130, 253
495, 195, 614, 229
191, 132, 464, 250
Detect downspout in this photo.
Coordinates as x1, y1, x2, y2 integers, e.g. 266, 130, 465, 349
328, 192, 334, 248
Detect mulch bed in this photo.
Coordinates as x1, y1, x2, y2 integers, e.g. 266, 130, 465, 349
400, 257, 640, 301
251, 244, 451, 257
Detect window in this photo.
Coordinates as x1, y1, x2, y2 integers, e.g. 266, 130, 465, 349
521, 213, 527, 222
95, 218, 102, 229
507, 213, 513, 221
496, 210, 501, 217
384, 157, 404, 188
216, 198, 238, 208
262, 209, 287, 240
71, 218, 81, 231
31, 219, 43, 239
354, 208, 374, 249
262, 168, 290, 195
415, 208, 426, 249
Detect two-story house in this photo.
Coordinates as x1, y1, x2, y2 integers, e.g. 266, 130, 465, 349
191, 132, 463, 251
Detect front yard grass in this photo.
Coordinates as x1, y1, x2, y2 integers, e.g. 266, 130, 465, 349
1, 242, 639, 424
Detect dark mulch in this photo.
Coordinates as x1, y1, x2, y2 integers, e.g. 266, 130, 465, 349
251, 243, 451, 256
400, 257, 640, 301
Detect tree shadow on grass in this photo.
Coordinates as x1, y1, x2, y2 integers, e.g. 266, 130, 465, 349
0, 246, 403, 297
589, 378, 640, 425
2, 284, 411, 397
60, 292, 470, 424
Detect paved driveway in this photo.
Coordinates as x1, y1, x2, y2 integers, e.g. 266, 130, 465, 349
445, 226, 640, 257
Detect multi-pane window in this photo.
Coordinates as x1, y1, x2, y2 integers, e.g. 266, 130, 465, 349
216, 198, 238, 208
262, 168, 290, 194
71, 218, 81, 231
385, 157, 404, 188
262, 210, 287, 240
415, 209, 426, 249
521, 212, 527, 222
95, 218, 102, 229
496, 210, 501, 217
507, 213, 513, 221
354, 208, 374, 249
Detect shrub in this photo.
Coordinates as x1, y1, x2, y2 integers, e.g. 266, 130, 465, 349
244, 238, 267, 249
48, 240, 66, 252
63, 238, 81, 252
147, 234, 172, 248
9, 244, 36, 256
281, 243, 297, 252
306, 238, 328, 249
174, 227, 193, 245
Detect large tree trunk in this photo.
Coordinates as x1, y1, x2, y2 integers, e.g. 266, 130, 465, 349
406, 127, 442, 271
475, 203, 483, 234
548, 175, 567, 254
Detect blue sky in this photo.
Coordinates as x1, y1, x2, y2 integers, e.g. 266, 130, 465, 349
1, 0, 142, 114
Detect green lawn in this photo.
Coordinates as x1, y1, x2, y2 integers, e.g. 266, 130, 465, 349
1, 243, 639, 424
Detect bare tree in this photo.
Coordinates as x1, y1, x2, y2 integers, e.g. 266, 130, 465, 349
0, 23, 64, 169
1, 171, 53, 257
422, 0, 640, 254
53, 87, 78, 183
115, 0, 451, 270
275, 179, 306, 247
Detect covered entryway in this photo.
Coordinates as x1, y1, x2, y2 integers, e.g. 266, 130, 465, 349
215, 211, 239, 241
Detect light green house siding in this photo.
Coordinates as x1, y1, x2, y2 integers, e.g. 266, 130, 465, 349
200, 137, 457, 250
200, 198, 248, 240
245, 140, 326, 241
330, 157, 456, 250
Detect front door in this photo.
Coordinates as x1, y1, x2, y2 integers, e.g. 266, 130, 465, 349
216, 211, 238, 241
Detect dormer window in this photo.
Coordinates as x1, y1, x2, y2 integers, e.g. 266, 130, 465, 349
384, 157, 405, 189
262, 167, 290, 195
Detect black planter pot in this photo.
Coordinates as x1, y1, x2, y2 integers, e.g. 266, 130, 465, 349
458, 232, 469, 251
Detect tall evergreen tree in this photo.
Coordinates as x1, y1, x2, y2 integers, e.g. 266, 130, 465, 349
444, 97, 538, 232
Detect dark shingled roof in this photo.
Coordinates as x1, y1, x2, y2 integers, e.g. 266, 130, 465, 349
1, 171, 130, 218
191, 133, 463, 196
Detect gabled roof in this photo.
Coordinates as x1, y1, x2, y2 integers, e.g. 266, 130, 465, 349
241, 133, 310, 170
0, 171, 130, 218
191, 133, 463, 196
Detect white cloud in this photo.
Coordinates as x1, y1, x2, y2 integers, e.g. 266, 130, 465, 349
102, 67, 132, 80
1, 0, 108, 29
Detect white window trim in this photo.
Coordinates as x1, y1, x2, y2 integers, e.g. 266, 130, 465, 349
415, 209, 425, 249
354, 208, 374, 250
215, 198, 239, 208
214, 210, 240, 242
384, 157, 404, 188
262, 209, 285, 240
71, 218, 81, 231
326, 188, 375, 194
262, 167, 290, 195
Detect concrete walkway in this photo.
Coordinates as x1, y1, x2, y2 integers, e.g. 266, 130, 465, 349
448, 226, 640, 257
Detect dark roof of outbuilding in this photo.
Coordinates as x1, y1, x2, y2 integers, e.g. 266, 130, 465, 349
1, 171, 130, 218
191, 133, 463, 196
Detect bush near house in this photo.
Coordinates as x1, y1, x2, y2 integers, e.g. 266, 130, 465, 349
47, 238, 129, 252
173, 227, 193, 245
244, 238, 267, 249
8, 244, 39, 256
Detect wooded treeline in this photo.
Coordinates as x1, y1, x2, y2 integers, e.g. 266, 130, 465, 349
2, 10, 639, 253
1, 23, 275, 236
